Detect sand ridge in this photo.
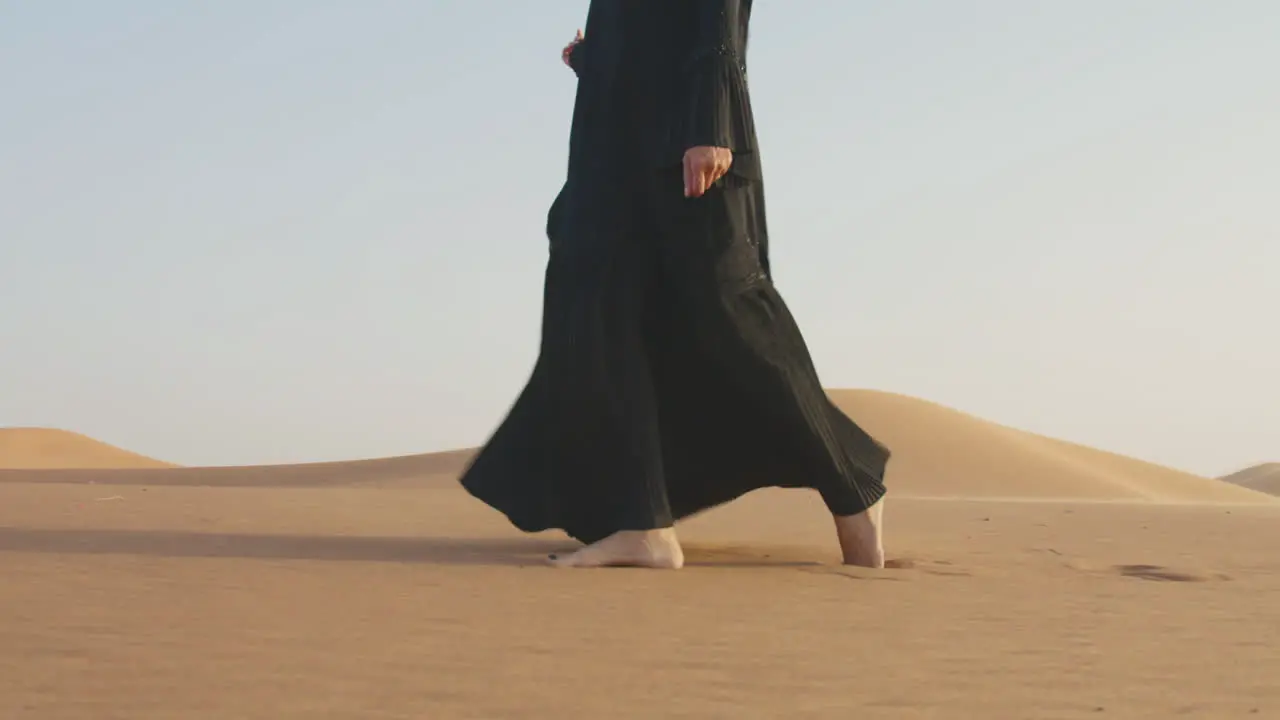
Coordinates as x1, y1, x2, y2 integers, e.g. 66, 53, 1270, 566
4, 392, 1271, 507
830, 390, 1275, 504
1220, 462, 1280, 496
0, 427, 176, 470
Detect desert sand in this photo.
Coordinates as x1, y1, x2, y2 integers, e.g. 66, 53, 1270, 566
1221, 462, 1280, 497
0, 428, 177, 470
2, 390, 1278, 718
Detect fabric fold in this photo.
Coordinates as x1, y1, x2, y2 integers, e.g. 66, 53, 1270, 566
675, 48, 755, 156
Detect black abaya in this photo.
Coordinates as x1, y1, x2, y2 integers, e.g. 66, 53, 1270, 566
459, 0, 890, 544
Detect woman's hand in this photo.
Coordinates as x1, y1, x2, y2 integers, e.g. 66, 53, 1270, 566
682, 146, 733, 198
561, 29, 584, 68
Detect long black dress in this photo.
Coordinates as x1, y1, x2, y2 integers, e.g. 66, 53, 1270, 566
459, 0, 890, 545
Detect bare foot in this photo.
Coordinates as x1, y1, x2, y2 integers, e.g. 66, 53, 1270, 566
834, 498, 885, 569
548, 528, 685, 569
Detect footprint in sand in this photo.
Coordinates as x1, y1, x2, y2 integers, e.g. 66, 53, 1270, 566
1113, 564, 1225, 583
883, 557, 973, 577
1051, 556, 1230, 582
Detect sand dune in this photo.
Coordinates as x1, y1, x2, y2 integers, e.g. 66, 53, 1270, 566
3, 390, 1280, 717
1220, 462, 1280, 496
830, 390, 1274, 504
0, 446, 473, 487
3, 392, 1271, 507
0, 427, 176, 470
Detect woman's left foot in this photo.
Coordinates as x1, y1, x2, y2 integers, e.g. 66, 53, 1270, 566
548, 528, 685, 569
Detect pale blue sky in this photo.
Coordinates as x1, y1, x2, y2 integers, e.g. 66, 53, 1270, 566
2, 1, 1276, 475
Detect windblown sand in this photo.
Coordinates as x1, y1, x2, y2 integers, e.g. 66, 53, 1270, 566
2, 391, 1277, 718
1221, 462, 1280, 497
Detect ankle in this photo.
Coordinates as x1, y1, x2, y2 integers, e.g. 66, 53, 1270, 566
833, 504, 885, 569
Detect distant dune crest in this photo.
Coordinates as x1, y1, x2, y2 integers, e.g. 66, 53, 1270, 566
0, 428, 175, 470
1, 392, 1272, 505
1219, 463, 1280, 497
825, 390, 1272, 505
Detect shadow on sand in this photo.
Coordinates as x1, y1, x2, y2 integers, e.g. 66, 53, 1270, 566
0, 526, 849, 569
0, 526, 565, 566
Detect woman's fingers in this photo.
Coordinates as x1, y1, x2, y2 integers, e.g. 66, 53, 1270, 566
693, 167, 715, 198
684, 153, 710, 197
562, 29, 583, 66
682, 146, 734, 198
701, 166, 717, 196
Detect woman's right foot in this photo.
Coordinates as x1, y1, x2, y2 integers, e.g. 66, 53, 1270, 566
833, 499, 885, 569
548, 528, 685, 569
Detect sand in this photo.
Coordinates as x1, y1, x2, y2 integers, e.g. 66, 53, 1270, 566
1221, 463, 1280, 497
0, 428, 177, 470
2, 390, 1278, 718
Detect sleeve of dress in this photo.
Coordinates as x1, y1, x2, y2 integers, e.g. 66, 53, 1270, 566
677, 0, 754, 154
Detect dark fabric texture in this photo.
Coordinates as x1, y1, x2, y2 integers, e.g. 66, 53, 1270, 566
459, 0, 890, 545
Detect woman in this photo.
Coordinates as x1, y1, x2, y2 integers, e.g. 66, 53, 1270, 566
459, 0, 889, 569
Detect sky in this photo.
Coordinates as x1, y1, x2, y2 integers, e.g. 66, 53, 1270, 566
1, 1, 1276, 476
